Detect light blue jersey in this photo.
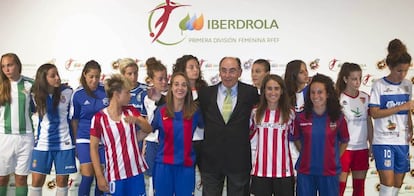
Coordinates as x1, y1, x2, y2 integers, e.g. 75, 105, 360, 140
34, 86, 74, 151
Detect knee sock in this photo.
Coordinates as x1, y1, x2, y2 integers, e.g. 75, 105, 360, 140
392, 187, 400, 196
379, 184, 393, 196
352, 179, 365, 196
0, 186, 7, 196
95, 178, 103, 196
148, 176, 154, 196
29, 186, 42, 196
56, 186, 68, 196
339, 181, 346, 196
78, 175, 94, 196
15, 186, 28, 196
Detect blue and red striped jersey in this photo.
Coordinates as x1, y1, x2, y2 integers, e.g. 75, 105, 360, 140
293, 111, 349, 176
151, 105, 204, 167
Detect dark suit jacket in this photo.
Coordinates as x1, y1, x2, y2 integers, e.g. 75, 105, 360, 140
199, 81, 259, 174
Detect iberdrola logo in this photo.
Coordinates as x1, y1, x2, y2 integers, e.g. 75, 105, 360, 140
148, 0, 204, 45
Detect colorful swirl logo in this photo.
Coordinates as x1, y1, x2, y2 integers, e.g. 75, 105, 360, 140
179, 14, 204, 31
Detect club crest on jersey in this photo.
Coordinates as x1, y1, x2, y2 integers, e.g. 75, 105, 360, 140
342, 100, 348, 105
360, 97, 366, 104
60, 95, 66, 103
329, 122, 337, 130
102, 98, 109, 106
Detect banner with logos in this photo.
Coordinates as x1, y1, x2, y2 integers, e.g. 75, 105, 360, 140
0, 0, 413, 195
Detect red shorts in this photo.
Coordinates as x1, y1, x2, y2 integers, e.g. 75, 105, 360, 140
340, 149, 369, 172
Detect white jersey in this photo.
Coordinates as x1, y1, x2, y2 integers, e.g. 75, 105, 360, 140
250, 108, 295, 178
143, 95, 159, 142
34, 86, 74, 151
0, 76, 34, 134
340, 91, 370, 150
369, 77, 412, 145
295, 85, 308, 113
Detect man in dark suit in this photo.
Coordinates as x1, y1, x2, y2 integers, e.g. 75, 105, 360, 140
199, 57, 259, 196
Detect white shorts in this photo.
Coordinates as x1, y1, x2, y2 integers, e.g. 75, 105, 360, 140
0, 133, 34, 176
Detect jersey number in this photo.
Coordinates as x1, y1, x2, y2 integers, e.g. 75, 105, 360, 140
383, 149, 391, 158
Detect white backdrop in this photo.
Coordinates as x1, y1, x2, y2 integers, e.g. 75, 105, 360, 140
1, 0, 414, 195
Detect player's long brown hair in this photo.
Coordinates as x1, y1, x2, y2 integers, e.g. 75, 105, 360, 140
255, 74, 291, 124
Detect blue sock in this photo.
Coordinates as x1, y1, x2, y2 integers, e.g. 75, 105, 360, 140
78, 175, 94, 196
95, 178, 103, 196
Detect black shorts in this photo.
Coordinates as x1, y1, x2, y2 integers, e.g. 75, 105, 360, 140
250, 175, 295, 196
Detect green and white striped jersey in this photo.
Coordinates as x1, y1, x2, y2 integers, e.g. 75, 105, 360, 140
0, 76, 34, 134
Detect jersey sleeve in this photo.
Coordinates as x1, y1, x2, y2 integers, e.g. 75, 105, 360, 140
90, 112, 103, 138
337, 115, 350, 143
369, 81, 381, 108
196, 109, 204, 129
128, 105, 141, 117
362, 91, 371, 115
30, 93, 36, 113
69, 91, 80, 120
249, 109, 257, 139
288, 109, 296, 140
292, 114, 302, 141
151, 107, 160, 132
144, 95, 157, 124
140, 90, 148, 116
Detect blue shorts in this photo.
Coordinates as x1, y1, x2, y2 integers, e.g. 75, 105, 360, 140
76, 143, 105, 164
144, 141, 159, 176
153, 163, 195, 196
106, 174, 146, 196
372, 144, 410, 173
30, 149, 77, 175
296, 173, 339, 196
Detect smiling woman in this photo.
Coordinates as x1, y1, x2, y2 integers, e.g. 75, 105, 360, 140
151, 72, 204, 195
293, 73, 349, 196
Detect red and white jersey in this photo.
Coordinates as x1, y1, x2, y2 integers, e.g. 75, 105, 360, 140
340, 91, 370, 150
250, 108, 295, 178
90, 106, 148, 182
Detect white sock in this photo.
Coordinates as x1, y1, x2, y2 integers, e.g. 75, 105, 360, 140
56, 186, 68, 196
392, 187, 400, 196
29, 186, 42, 196
148, 177, 154, 196
379, 184, 393, 196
